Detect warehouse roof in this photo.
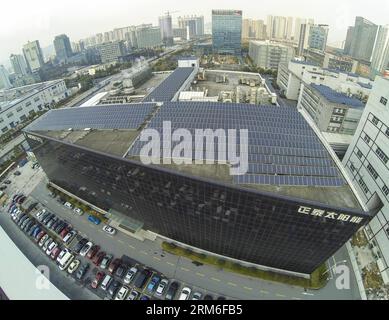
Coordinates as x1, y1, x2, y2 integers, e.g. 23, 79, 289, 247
310, 84, 365, 108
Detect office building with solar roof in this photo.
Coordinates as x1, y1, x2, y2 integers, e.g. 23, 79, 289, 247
23, 64, 377, 276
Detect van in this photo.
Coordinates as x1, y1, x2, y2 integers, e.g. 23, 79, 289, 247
58, 252, 75, 271
101, 274, 112, 291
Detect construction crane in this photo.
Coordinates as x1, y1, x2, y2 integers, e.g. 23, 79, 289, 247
164, 10, 179, 17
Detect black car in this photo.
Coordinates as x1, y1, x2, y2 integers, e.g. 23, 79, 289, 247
22, 219, 33, 232
56, 222, 68, 234
107, 280, 121, 299
13, 171, 21, 176
115, 264, 127, 278
73, 238, 88, 253
18, 216, 29, 227
165, 281, 179, 300
0, 185, 7, 191
133, 269, 152, 290
47, 217, 58, 229
3, 180, 11, 184
75, 263, 90, 280
51, 219, 62, 231
28, 224, 39, 236
203, 294, 214, 300
25, 202, 38, 213
16, 213, 26, 224
42, 213, 54, 224
25, 220, 37, 233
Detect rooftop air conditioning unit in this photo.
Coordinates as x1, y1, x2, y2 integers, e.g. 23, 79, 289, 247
84, 128, 91, 131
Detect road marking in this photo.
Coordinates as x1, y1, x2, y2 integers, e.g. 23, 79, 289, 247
227, 282, 237, 287
118, 239, 124, 244
243, 286, 253, 291
260, 290, 269, 294
181, 267, 190, 272
211, 277, 221, 282
153, 256, 161, 261
140, 250, 148, 255
128, 244, 135, 249
276, 293, 286, 298
166, 262, 175, 266
196, 272, 205, 277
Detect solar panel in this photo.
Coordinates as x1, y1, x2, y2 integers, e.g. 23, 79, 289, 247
25, 103, 156, 131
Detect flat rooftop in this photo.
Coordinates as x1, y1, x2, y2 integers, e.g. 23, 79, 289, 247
25, 101, 363, 211
310, 84, 365, 108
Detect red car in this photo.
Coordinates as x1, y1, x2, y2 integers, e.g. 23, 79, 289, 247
108, 258, 121, 275
60, 227, 71, 239
92, 251, 105, 266
35, 231, 46, 243
86, 245, 100, 260
50, 247, 61, 260
91, 271, 105, 289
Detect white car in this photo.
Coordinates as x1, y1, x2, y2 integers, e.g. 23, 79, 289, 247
178, 287, 191, 300
46, 242, 58, 256
191, 292, 202, 300
64, 202, 73, 209
102, 225, 117, 235
67, 259, 80, 274
36, 209, 46, 220
63, 230, 77, 244
73, 207, 84, 216
56, 248, 69, 263
155, 279, 169, 296
123, 267, 138, 284
115, 286, 129, 300
79, 241, 93, 257
38, 234, 49, 247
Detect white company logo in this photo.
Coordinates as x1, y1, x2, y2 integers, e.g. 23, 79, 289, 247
298, 206, 364, 224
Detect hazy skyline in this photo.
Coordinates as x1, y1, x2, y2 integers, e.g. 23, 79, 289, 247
1, 0, 388, 64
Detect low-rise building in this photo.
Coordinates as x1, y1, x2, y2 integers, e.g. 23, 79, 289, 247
249, 40, 294, 70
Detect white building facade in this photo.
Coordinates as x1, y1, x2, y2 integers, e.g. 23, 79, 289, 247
342, 76, 389, 283
249, 40, 294, 70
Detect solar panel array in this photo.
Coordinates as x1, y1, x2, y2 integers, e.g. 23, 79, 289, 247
25, 103, 156, 131
142, 67, 194, 102
128, 101, 346, 187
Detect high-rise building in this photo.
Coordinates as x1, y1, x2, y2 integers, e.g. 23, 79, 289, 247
10, 54, 29, 76
249, 40, 294, 70
344, 16, 378, 62
53, 34, 73, 64
371, 25, 389, 76
178, 16, 204, 39
242, 19, 266, 40
22, 40, 45, 72
212, 9, 242, 55
135, 25, 162, 49
308, 24, 329, 52
0, 65, 12, 89
342, 76, 389, 283
286, 17, 294, 40
297, 23, 312, 56
97, 41, 126, 63
294, 17, 314, 43
159, 13, 174, 46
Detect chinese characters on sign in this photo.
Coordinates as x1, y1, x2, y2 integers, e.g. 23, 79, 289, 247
297, 206, 364, 224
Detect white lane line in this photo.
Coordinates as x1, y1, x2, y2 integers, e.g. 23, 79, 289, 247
211, 277, 221, 282
227, 282, 237, 287
166, 262, 175, 266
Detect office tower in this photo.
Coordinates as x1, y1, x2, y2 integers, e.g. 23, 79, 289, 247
159, 13, 174, 46
297, 23, 312, 56
135, 25, 162, 49
371, 25, 389, 76
242, 19, 266, 40
212, 9, 242, 55
178, 16, 204, 39
266, 15, 274, 39
286, 17, 293, 40
22, 40, 45, 72
342, 76, 389, 283
53, 34, 73, 63
10, 54, 29, 76
308, 24, 329, 51
273, 16, 287, 39
97, 41, 126, 63
294, 17, 315, 43
344, 16, 378, 61
0, 65, 12, 89
249, 40, 294, 70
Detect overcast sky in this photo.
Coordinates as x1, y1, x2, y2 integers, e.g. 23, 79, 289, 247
1, 0, 388, 64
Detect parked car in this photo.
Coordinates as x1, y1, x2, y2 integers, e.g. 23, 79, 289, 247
107, 280, 121, 299
91, 271, 105, 289
60, 227, 71, 239
31, 227, 42, 238
86, 245, 100, 260
192, 292, 202, 300
42, 238, 53, 252
100, 254, 113, 270
133, 269, 152, 289
35, 231, 46, 243
38, 234, 49, 247
146, 275, 160, 293
126, 290, 139, 300
67, 259, 80, 274
80, 241, 93, 257
50, 247, 61, 260
76, 263, 90, 280
217, 296, 227, 300
36, 209, 47, 220
28, 224, 40, 236
108, 258, 121, 274
100, 274, 112, 291
42, 213, 54, 225
124, 267, 138, 284
140, 295, 150, 300
46, 242, 58, 256
64, 202, 73, 209
51, 219, 61, 231
88, 215, 101, 225
56, 249, 69, 263
115, 286, 129, 300
4, 180, 11, 184
115, 264, 127, 278
203, 294, 214, 300
55, 222, 67, 234
13, 171, 21, 176
24, 220, 35, 233
102, 225, 116, 235
17, 196, 26, 204
179, 287, 191, 300
155, 279, 169, 296
63, 230, 77, 244
73, 207, 84, 216
0, 185, 7, 191
165, 282, 179, 300
39, 211, 51, 222
47, 217, 58, 229
92, 251, 105, 266
73, 238, 88, 253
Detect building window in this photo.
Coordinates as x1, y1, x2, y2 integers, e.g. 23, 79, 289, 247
372, 116, 379, 126
367, 163, 379, 180
34, 97, 40, 102
1, 127, 8, 133
16, 106, 23, 112
6, 112, 13, 118
376, 147, 389, 164
356, 149, 363, 159
358, 178, 369, 194
363, 133, 371, 144
25, 101, 31, 107
383, 185, 389, 196
385, 127, 389, 138
380, 96, 388, 106
350, 163, 356, 172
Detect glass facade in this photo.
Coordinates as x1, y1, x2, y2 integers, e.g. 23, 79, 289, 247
212, 10, 242, 56
26, 133, 370, 275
